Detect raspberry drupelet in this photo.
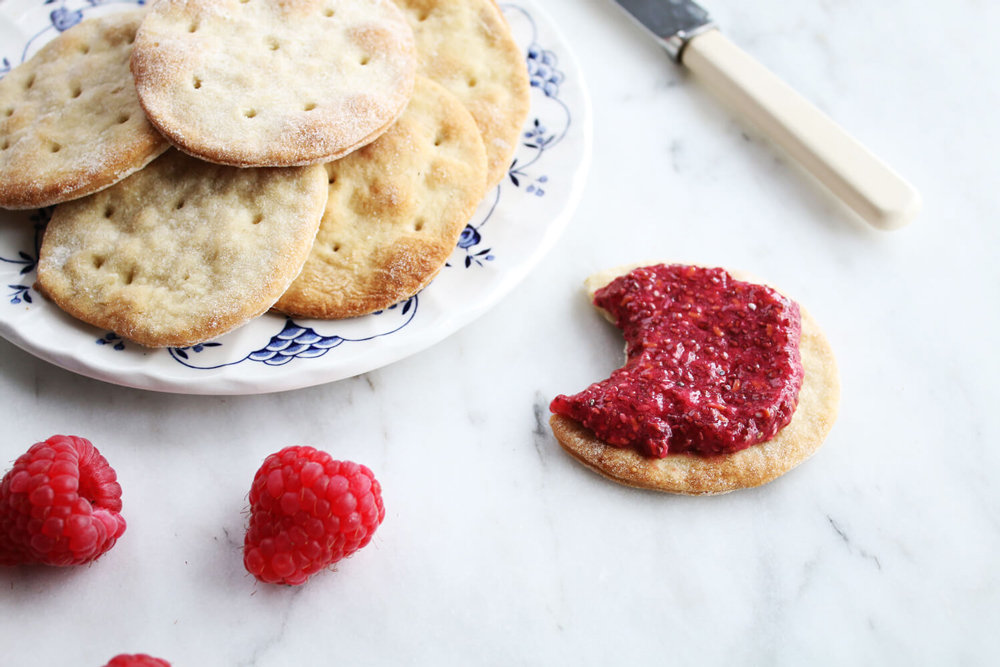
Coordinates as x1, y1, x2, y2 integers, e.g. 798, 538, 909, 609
244, 446, 385, 586
0, 435, 126, 566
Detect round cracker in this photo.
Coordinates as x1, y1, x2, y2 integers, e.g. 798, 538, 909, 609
131, 0, 417, 167
274, 76, 487, 319
392, 0, 530, 189
550, 264, 841, 495
0, 11, 170, 210
37, 150, 328, 348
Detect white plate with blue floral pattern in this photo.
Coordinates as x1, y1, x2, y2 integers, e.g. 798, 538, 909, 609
0, 0, 591, 394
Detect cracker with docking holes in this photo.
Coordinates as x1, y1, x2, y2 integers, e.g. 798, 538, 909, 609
0, 11, 169, 210
274, 76, 487, 319
550, 264, 841, 496
37, 150, 328, 348
392, 0, 530, 189
131, 0, 417, 167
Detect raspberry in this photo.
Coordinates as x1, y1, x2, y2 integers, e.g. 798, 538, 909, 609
103, 655, 170, 667
0, 435, 126, 566
244, 446, 385, 586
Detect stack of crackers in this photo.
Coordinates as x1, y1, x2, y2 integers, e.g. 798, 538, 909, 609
0, 0, 529, 347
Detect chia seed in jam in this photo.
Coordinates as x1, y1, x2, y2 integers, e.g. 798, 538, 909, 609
550, 265, 805, 458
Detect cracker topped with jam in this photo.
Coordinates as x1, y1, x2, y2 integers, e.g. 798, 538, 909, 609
550, 264, 840, 495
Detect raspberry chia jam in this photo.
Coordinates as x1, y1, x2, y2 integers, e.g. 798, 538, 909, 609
550, 265, 805, 458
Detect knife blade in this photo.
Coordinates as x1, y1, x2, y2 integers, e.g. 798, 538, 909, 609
613, 0, 921, 230
614, 0, 715, 61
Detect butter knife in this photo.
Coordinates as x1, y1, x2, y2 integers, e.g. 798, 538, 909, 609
614, 0, 921, 230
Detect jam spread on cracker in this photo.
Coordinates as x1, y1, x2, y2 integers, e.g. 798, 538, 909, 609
550, 265, 805, 458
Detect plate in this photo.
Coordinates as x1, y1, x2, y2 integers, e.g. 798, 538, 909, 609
0, 0, 592, 394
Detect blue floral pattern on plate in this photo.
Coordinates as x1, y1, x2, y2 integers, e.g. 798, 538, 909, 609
454, 4, 570, 269
163, 298, 418, 369
1, 207, 49, 304
95, 332, 125, 351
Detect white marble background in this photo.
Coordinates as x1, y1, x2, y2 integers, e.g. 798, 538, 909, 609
2, 0, 999, 664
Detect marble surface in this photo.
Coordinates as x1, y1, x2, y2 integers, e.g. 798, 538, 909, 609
2, 0, 999, 664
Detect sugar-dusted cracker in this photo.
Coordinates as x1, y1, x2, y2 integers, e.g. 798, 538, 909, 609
274, 76, 487, 319
392, 0, 530, 189
0, 11, 169, 210
36, 150, 328, 348
131, 0, 417, 167
550, 264, 841, 496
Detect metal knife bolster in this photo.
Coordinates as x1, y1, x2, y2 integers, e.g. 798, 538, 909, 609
614, 0, 717, 61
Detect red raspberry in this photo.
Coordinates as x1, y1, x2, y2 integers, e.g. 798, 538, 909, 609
0, 435, 126, 566
103, 655, 170, 667
244, 446, 385, 586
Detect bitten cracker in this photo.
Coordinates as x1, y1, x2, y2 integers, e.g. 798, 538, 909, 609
550, 264, 841, 495
37, 150, 328, 348
274, 76, 487, 319
131, 0, 417, 167
392, 0, 530, 189
0, 11, 169, 210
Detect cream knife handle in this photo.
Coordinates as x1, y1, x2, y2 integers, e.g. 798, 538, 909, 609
682, 29, 921, 230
